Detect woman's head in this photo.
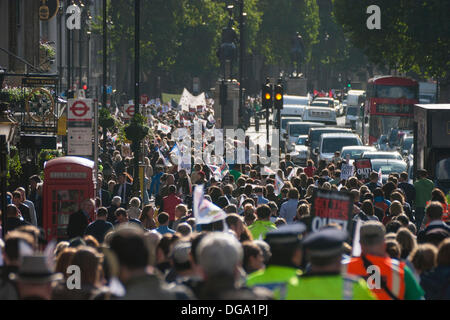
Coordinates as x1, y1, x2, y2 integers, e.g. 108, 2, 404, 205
409, 244, 437, 274
389, 200, 404, 217
70, 246, 104, 287
396, 228, 417, 260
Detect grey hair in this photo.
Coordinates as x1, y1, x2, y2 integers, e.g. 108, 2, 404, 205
197, 232, 243, 277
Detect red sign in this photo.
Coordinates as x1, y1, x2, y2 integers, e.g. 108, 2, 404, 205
124, 104, 135, 119
70, 100, 89, 117
354, 158, 373, 180
310, 189, 353, 233
140, 94, 150, 105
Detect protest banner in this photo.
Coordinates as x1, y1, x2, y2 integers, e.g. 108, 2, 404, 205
310, 189, 353, 233
340, 163, 355, 181
354, 158, 372, 180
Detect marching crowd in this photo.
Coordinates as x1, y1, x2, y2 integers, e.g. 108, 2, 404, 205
1, 99, 450, 300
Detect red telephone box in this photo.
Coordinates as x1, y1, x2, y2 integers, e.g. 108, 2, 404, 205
43, 156, 96, 241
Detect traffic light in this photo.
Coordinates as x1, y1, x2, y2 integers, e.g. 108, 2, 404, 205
262, 78, 273, 110
274, 79, 284, 110
346, 79, 352, 89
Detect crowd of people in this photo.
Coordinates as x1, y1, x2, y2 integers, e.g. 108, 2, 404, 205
1, 99, 450, 300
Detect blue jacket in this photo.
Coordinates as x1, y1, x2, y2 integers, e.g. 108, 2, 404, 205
149, 172, 163, 197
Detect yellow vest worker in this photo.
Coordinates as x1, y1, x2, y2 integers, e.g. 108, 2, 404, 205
283, 228, 376, 300
247, 223, 306, 300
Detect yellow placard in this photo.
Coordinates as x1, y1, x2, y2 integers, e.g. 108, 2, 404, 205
57, 115, 67, 135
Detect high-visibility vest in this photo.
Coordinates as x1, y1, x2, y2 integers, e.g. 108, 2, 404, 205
344, 254, 406, 300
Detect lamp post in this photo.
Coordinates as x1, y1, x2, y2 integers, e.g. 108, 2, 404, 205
237, 0, 246, 130
133, 0, 141, 196
0, 102, 18, 238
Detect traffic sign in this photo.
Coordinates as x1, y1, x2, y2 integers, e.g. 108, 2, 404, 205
68, 99, 93, 121
140, 94, 150, 105
123, 104, 135, 119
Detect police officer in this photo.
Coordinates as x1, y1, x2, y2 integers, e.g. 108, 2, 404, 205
284, 227, 376, 300
246, 223, 306, 299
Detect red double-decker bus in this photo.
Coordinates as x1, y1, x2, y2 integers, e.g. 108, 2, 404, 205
364, 76, 419, 145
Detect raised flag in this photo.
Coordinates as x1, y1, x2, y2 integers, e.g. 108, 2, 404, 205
262, 166, 276, 176
274, 175, 285, 195
157, 123, 171, 134
193, 185, 227, 225
378, 167, 383, 185
287, 167, 298, 180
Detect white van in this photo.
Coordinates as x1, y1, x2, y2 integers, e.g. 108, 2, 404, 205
303, 101, 337, 125
316, 133, 362, 162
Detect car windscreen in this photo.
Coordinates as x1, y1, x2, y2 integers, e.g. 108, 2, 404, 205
311, 129, 349, 148
290, 125, 312, 136
371, 162, 407, 174
297, 137, 307, 145
341, 149, 367, 159
322, 138, 361, 154
310, 102, 330, 107
284, 97, 309, 105
363, 153, 400, 160
281, 118, 301, 130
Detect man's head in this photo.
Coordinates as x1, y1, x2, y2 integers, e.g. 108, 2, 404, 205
6, 204, 19, 218
417, 169, 428, 179
157, 212, 170, 226
302, 227, 348, 271
370, 171, 379, 183
196, 232, 243, 280
115, 208, 128, 224
265, 224, 306, 268
12, 191, 22, 206
288, 188, 299, 200
425, 201, 444, 222
168, 185, 177, 195
360, 221, 386, 256
29, 175, 41, 190
3, 231, 35, 266
255, 204, 271, 221
111, 196, 121, 207
81, 199, 95, 214
118, 173, 126, 184
400, 172, 408, 182
109, 225, 150, 282
96, 207, 108, 220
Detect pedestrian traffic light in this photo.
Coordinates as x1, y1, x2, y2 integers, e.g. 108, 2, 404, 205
347, 80, 351, 88
274, 80, 284, 110
262, 79, 273, 110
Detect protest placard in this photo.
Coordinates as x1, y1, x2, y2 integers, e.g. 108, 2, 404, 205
310, 189, 353, 233
354, 158, 372, 180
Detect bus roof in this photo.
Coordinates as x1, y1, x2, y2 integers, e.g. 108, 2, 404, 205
368, 76, 418, 86
415, 104, 450, 110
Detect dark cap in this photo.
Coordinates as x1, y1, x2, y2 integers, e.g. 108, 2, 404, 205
303, 228, 348, 258
265, 223, 306, 245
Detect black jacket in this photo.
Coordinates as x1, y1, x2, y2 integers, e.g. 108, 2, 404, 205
5, 217, 31, 233
113, 182, 133, 206
67, 210, 90, 240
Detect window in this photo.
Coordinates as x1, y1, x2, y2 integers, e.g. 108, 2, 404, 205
322, 138, 361, 154
374, 85, 418, 99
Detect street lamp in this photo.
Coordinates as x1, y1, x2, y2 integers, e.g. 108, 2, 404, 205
0, 102, 18, 238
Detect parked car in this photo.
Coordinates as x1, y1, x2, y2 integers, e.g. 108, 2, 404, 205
370, 159, 408, 184
286, 121, 325, 152
303, 101, 337, 125
340, 146, 377, 164
360, 151, 404, 161
315, 133, 363, 163
290, 135, 310, 166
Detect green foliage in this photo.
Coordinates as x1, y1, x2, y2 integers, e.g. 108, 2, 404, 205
40, 42, 56, 59
6, 146, 22, 188
256, 0, 320, 66
334, 0, 450, 79
38, 149, 61, 173
99, 107, 116, 130
124, 113, 150, 142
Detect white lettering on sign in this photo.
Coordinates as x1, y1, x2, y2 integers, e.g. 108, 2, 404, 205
66, 4, 81, 30
50, 172, 87, 179
366, 5, 381, 30
311, 216, 348, 233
